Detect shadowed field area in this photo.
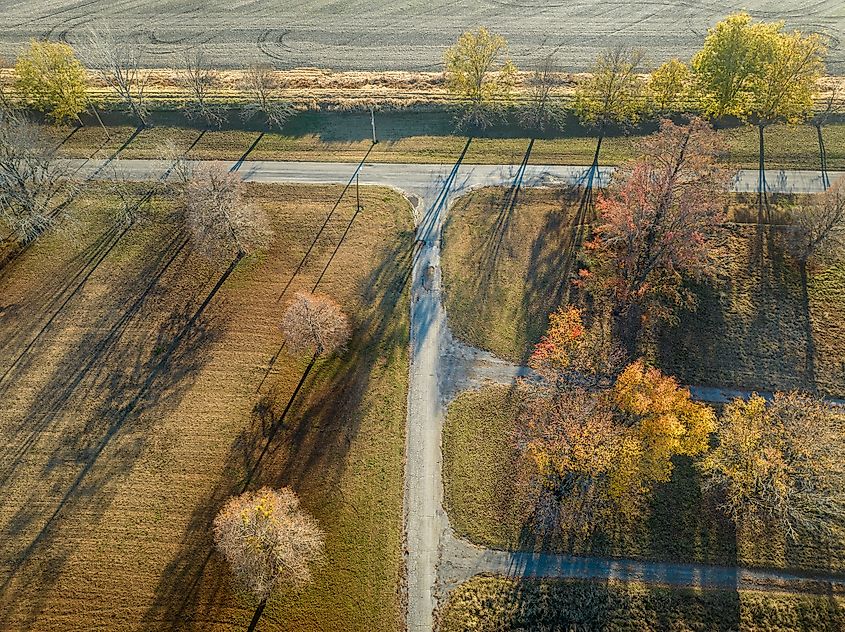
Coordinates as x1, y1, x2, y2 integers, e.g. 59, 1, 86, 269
440, 576, 845, 632
0, 183, 413, 630
441, 186, 845, 397
443, 384, 845, 574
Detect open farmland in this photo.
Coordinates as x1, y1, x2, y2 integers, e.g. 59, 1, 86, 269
0, 1, 843, 72
0, 183, 413, 630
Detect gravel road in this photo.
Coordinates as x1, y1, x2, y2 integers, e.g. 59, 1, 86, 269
0, 1, 843, 72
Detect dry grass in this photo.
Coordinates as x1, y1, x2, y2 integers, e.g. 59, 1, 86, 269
0, 183, 413, 630
442, 384, 845, 573
2, 66, 843, 112
440, 576, 845, 632
441, 186, 845, 397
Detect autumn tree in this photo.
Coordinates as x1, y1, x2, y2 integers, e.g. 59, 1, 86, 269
516, 313, 715, 532
214, 487, 324, 615
691, 13, 778, 119
179, 48, 223, 127
573, 47, 646, 170
0, 110, 73, 243
519, 55, 565, 132
580, 117, 727, 351
106, 166, 153, 227
701, 392, 845, 540
444, 27, 518, 130
14, 40, 89, 124
280, 291, 351, 359
242, 64, 295, 129
692, 13, 825, 215
648, 59, 692, 114
788, 176, 845, 264
84, 24, 149, 126
529, 305, 623, 389
185, 163, 272, 260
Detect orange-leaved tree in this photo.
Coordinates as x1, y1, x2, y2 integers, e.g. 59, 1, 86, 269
515, 307, 716, 531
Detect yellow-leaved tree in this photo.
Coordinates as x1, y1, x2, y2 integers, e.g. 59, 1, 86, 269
14, 40, 89, 124
648, 59, 692, 114
444, 27, 518, 130
692, 12, 826, 215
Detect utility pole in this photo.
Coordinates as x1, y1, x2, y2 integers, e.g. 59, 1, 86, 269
370, 106, 378, 144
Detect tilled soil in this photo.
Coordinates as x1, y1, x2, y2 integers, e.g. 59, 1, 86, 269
0, 0, 842, 72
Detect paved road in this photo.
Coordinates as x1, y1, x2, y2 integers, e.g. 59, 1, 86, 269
1, 1, 843, 72
69, 158, 841, 195
67, 157, 845, 631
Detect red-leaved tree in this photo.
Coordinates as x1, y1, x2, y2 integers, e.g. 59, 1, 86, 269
580, 117, 728, 351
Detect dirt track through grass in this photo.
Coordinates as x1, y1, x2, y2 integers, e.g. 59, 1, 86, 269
0, 184, 413, 630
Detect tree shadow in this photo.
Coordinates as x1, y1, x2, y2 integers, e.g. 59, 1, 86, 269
0, 239, 232, 626
140, 230, 414, 628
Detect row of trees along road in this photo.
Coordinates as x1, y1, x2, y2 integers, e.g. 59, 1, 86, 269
10, 31, 294, 130
443, 13, 833, 197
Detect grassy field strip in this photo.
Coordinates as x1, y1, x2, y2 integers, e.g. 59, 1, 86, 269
0, 184, 413, 630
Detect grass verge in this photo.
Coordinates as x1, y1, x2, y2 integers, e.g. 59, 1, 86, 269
46, 109, 845, 169
441, 186, 845, 397
440, 576, 845, 632
0, 183, 413, 630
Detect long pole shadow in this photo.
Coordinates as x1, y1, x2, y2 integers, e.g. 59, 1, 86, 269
230, 132, 265, 173
0, 222, 130, 388
478, 138, 534, 282
558, 135, 603, 304
415, 136, 473, 251
0, 256, 240, 594
276, 142, 375, 302
800, 261, 818, 392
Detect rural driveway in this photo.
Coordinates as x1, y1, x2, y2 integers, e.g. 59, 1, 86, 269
0, 1, 843, 72
67, 157, 845, 631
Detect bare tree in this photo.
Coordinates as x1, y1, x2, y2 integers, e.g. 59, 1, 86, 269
701, 392, 845, 541
280, 291, 351, 358
179, 48, 224, 127
242, 64, 295, 129
185, 163, 272, 260
519, 55, 565, 133
106, 165, 153, 227
161, 138, 194, 185
213, 487, 324, 606
789, 176, 845, 264
0, 110, 73, 243
85, 24, 149, 126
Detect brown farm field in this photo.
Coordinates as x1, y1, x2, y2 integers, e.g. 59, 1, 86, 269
441, 186, 845, 397
0, 184, 413, 630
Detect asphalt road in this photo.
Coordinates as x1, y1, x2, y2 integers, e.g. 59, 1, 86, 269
0, 1, 843, 72
69, 158, 841, 195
